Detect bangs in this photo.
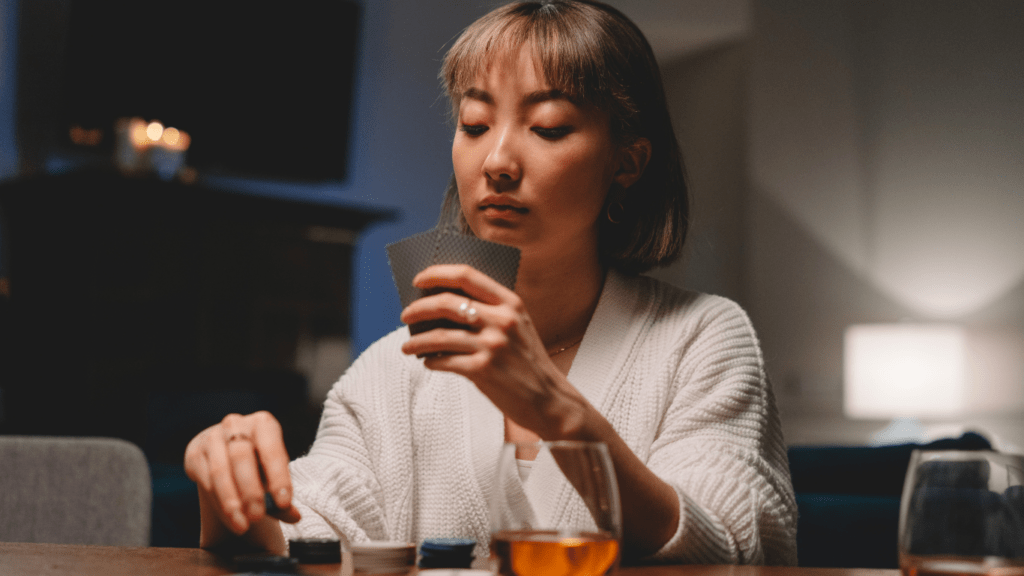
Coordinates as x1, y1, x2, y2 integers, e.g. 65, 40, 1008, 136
441, 2, 615, 114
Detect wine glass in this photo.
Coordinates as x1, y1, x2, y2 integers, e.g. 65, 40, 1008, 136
899, 450, 1024, 576
489, 441, 622, 576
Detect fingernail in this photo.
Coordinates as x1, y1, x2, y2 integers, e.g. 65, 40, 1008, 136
264, 492, 281, 515
277, 487, 290, 501
232, 510, 248, 530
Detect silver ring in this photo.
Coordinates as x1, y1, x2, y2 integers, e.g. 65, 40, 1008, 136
226, 432, 253, 444
459, 300, 478, 323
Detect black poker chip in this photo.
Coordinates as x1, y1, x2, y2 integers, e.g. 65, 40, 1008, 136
289, 538, 342, 563
233, 553, 299, 573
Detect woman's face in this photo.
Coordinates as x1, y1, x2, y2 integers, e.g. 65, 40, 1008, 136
452, 45, 622, 261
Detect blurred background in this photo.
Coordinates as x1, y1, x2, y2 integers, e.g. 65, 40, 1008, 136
1, 0, 1022, 465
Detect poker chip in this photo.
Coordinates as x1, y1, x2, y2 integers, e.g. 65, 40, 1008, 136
289, 538, 342, 563
351, 541, 417, 573
418, 538, 476, 569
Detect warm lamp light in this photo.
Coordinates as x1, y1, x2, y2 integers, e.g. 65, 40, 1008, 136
843, 323, 967, 419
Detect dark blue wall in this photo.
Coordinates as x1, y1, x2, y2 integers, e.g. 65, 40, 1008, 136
0, 0, 15, 181
1, 0, 18, 279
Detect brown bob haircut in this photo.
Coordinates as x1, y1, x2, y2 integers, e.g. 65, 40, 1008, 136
438, 0, 689, 275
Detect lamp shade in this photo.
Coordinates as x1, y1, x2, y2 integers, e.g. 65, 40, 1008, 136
843, 324, 966, 419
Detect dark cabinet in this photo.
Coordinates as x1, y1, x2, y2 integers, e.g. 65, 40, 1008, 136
0, 170, 391, 459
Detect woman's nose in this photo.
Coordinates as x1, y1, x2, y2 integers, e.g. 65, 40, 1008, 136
482, 127, 521, 183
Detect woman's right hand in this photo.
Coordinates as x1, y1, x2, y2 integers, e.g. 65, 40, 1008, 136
184, 411, 301, 548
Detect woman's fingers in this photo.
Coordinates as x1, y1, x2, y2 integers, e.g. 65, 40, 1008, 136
251, 412, 301, 523
401, 265, 536, 363
226, 434, 265, 522
401, 289, 510, 358
203, 425, 252, 533
402, 326, 481, 358
400, 290, 489, 328
412, 264, 514, 305
184, 411, 299, 536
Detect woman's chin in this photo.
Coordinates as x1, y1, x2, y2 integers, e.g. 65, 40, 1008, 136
467, 223, 528, 248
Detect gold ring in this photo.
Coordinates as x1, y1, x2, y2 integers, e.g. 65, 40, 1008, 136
226, 432, 253, 444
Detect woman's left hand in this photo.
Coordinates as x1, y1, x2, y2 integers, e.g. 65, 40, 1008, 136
399, 264, 584, 438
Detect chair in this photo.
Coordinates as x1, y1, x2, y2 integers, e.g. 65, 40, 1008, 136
0, 436, 152, 545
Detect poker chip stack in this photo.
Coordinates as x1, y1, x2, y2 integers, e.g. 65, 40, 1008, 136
289, 538, 342, 564
351, 541, 417, 573
417, 538, 476, 569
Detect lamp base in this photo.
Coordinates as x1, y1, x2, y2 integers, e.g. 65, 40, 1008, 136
869, 417, 974, 446
869, 417, 927, 445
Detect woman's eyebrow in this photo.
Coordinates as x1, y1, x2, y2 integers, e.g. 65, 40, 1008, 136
522, 89, 565, 106
462, 87, 492, 104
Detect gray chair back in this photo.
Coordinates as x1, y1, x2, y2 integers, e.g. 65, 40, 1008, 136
0, 436, 151, 545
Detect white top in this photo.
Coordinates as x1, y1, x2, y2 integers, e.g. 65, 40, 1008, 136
282, 270, 798, 565
515, 459, 533, 482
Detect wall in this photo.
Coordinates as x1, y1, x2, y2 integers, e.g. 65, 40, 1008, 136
325, 0, 481, 355
747, 0, 1024, 449
650, 43, 749, 307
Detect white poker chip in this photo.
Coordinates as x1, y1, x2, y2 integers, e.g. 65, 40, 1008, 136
351, 541, 416, 573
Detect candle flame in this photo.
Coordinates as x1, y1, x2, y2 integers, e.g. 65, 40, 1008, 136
146, 121, 164, 142
129, 118, 150, 148
161, 127, 180, 146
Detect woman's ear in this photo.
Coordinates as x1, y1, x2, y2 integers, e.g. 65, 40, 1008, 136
613, 137, 651, 190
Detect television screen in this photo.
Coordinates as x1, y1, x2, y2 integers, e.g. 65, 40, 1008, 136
59, 0, 360, 182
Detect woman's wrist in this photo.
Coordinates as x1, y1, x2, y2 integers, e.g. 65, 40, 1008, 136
538, 383, 605, 441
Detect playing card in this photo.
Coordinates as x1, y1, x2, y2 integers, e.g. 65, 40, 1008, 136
386, 227, 520, 337
386, 228, 437, 312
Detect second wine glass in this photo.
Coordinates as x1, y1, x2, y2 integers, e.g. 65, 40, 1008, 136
899, 450, 1024, 576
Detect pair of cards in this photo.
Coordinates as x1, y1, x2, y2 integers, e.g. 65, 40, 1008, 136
386, 227, 520, 336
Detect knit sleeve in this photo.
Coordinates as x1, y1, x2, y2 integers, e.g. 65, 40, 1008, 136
645, 296, 797, 565
281, 329, 416, 545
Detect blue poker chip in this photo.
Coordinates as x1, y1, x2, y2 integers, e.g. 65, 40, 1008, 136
418, 538, 476, 568
420, 538, 476, 552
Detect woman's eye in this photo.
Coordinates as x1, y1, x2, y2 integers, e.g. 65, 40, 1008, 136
459, 124, 488, 136
532, 126, 572, 139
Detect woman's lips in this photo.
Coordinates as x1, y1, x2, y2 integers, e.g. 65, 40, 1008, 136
480, 204, 528, 214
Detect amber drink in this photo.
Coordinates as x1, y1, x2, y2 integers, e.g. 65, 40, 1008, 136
489, 441, 622, 576
900, 554, 1024, 576
491, 529, 619, 576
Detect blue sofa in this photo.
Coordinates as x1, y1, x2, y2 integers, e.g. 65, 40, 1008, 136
787, 432, 992, 567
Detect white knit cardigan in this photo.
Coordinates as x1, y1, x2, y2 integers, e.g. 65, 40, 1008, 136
282, 270, 798, 565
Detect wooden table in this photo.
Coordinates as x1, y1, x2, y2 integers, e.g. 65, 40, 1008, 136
0, 542, 899, 576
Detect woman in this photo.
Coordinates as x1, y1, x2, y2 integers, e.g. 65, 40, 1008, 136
185, 0, 798, 565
